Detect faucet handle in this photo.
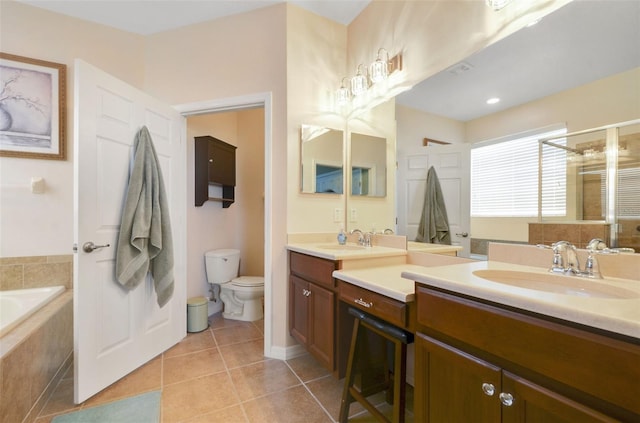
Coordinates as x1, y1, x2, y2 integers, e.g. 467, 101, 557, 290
583, 252, 602, 279
550, 250, 565, 274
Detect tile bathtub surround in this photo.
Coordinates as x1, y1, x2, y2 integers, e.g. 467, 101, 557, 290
0, 292, 73, 423
32, 314, 414, 423
0, 255, 73, 291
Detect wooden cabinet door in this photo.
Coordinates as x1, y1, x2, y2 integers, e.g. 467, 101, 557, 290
415, 333, 501, 423
308, 282, 335, 370
289, 275, 309, 346
501, 371, 617, 423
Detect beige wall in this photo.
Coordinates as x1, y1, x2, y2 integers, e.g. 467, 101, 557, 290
466, 67, 640, 143
286, 5, 347, 234
0, 1, 289, 347
0, 1, 145, 257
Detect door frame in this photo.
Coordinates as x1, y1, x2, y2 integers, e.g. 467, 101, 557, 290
174, 93, 274, 358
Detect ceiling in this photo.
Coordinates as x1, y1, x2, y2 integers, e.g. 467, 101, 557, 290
16, 0, 371, 34
15, 1, 640, 122
396, 0, 640, 121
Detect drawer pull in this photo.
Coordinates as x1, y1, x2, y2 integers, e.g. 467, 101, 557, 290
354, 298, 373, 308
302, 289, 311, 297
499, 392, 514, 407
481, 383, 495, 396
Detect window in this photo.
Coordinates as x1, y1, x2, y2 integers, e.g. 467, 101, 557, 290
599, 167, 640, 218
471, 127, 567, 217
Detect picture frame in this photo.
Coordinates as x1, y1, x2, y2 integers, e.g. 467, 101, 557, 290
0, 52, 67, 160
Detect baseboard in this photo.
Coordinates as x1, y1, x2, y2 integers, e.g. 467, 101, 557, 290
266, 343, 307, 361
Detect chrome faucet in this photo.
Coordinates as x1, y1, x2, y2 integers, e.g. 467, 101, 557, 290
541, 240, 604, 279
550, 241, 581, 275
350, 229, 365, 246
363, 231, 373, 247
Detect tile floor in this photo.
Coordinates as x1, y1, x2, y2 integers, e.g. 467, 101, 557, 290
33, 314, 414, 423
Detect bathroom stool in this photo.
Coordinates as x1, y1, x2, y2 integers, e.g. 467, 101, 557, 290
339, 307, 414, 423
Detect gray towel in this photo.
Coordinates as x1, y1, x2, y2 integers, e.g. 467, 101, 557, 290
116, 126, 174, 308
415, 166, 451, 245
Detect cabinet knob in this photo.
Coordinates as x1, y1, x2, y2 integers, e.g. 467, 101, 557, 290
302, 289, 311, 297
481, 383, 495, 396
499, 392, 514, 407
209, 159, 213, 163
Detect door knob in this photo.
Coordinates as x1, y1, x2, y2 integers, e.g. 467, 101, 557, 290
82, 242, 110, 253
456, 232, 469, 238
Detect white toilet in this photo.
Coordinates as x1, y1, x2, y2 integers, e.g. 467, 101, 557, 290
205, 249, 264, 322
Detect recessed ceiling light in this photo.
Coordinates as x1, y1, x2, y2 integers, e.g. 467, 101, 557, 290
486, 97, 500, 105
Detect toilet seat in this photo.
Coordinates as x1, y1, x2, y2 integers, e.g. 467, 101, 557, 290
230, 276, 264, 288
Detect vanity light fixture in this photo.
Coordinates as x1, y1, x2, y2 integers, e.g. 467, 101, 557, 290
335, 48, 403, 109
336, 77, 351, 105
350, 64, 368, 96
486, 0, 513, 11
369, 48, 389, 84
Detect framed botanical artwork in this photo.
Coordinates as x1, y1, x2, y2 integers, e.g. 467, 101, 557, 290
0, 53, 67, 160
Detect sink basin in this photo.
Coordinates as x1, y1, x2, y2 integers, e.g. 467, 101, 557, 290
472, 269, 639, 299
316, 244, 366, 251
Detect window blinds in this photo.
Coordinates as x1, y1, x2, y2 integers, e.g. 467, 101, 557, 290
471, 128, 567, 217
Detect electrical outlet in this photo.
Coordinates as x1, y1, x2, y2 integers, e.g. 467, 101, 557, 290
333, 208, 342, 222
350, 208, 357, 222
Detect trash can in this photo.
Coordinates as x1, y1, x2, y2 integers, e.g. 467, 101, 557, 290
187, 296, 209, 332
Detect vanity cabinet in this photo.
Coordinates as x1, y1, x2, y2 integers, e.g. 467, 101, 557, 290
289, 251, 338, 370
194, 136, 236, 207
414, 286, 640, 422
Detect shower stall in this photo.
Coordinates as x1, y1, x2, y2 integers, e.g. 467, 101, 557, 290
538, 119, 640, 251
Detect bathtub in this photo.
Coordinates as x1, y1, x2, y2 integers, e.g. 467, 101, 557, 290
0, 286, 65, 337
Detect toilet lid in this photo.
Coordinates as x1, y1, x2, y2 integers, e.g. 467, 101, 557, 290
231, 276, 264, 287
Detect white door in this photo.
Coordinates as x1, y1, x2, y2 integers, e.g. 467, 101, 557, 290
73, 59, 187, 403
397, 143, 471, 257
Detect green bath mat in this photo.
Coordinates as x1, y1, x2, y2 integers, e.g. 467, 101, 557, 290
52, 391, 161, 423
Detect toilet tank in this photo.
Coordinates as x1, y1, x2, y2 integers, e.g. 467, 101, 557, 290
205, 249, 240, 284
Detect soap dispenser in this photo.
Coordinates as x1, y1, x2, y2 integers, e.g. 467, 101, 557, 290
337, 228, 347, 245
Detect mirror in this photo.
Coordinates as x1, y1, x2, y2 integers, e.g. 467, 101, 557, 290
344, 1, 638, 243
350, 132, 387, 197
300, 125, 344, 194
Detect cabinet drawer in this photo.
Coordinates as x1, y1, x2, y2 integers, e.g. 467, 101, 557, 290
339, 282, 407, 329
289, 251, 336, 288
416, 286, 640, 418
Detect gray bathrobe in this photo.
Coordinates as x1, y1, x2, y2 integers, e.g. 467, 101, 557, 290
115, 126, 174, 308
415, 166, 451, 245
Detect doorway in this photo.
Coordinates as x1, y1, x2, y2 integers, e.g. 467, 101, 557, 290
175, 93, 274, 357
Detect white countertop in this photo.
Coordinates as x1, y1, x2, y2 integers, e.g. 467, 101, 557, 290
333, 264, 429, 303
407, 241, 463, 254
402, 261, 640, 339
287, 242, 407, 261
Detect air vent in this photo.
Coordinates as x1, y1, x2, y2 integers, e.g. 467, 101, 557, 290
448, 61, 474, 75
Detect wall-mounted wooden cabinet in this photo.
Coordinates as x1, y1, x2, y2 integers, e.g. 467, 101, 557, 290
195, 136, 236, 207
